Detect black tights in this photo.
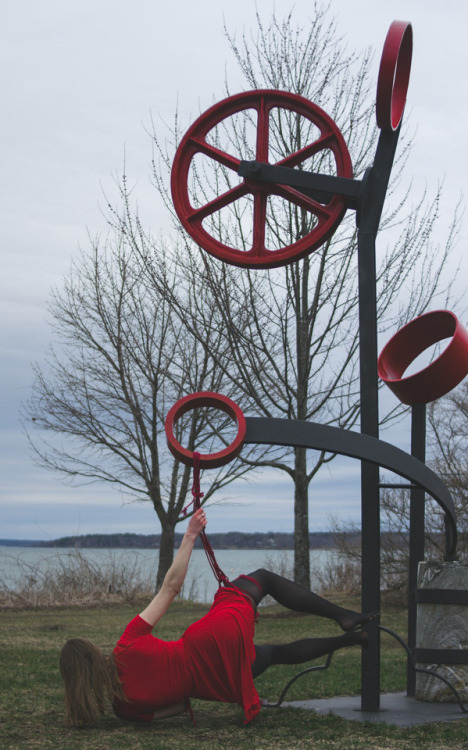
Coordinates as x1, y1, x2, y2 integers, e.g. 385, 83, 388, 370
231, 569, 372, 679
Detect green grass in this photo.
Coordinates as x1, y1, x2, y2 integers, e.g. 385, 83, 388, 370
1, 596, 467, 749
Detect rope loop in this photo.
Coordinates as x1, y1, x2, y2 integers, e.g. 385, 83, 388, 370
185, 452, 229, 587
191, 452, 205, 509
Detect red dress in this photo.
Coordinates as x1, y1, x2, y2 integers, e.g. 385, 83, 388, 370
113, 586, 261, 724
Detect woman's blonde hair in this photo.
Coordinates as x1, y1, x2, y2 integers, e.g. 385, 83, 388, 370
59, 638, 127, 728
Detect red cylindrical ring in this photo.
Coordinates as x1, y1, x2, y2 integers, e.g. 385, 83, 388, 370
378, 310, 468, 405
165, 392, 246, 468
376, 20, 413, 131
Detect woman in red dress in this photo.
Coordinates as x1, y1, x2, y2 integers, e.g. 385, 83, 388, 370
60, 509, 373, 727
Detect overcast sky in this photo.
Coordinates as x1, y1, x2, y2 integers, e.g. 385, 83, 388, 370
1, 0, 466, 541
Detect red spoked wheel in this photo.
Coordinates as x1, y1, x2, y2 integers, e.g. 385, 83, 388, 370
378, 310, 468, 405
376, 20, 413, 131
165, 392, 246, 469
171, 90, 352, 269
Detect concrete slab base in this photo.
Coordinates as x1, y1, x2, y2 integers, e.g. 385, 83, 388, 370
278, 692, 468, 727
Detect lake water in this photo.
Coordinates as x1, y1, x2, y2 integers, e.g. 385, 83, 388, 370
0, 547, 336, 603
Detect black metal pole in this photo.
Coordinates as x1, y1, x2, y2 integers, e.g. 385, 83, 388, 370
407, 402, 426, 695
356, 125, 401, 712
357, 228, 381, 711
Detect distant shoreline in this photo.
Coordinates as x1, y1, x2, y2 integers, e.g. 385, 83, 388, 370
0, 531, 343, 550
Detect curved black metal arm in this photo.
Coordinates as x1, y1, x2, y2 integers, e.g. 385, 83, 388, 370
378, 625, 468, 713
244, 417, 457, 558
262, 652, 334, 708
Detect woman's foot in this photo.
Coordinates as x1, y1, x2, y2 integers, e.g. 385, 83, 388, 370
337, 610, 379, 632
341, 629, 369, 648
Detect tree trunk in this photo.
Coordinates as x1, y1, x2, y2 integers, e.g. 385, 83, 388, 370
156, 522, 176, 591
294, 446, 310, 588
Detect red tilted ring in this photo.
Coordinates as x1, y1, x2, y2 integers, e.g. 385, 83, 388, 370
165, 392, 246, 468
378, 310, 468, 405
376, 20, 413, 131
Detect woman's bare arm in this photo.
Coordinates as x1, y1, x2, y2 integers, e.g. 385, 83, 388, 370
139, 509, 206, 627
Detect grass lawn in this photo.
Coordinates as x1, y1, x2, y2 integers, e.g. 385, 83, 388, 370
1, 595, 467, 749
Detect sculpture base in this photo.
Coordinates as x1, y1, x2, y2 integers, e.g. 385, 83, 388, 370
416, 561, 468, 703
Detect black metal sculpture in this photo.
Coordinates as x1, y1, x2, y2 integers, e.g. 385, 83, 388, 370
166, 21, 468, 712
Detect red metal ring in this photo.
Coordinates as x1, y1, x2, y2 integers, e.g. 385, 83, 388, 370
376, 20, 413, 131
165, 392, 246, 468
378, 310, 468, 405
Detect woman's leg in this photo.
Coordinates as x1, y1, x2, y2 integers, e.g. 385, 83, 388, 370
232, 569, 376, 631
251, 630, 368, 678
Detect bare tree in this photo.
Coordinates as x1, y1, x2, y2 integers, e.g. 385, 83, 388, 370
150, 6, 460, 586
23, 186, 258, 588
328, 492, 448, 603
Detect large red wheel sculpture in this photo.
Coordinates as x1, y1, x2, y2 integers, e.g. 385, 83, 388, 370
376, 20, 413, 131
378, 310, 468, 405
165, 392, 246, 469
171, 90, 352, 269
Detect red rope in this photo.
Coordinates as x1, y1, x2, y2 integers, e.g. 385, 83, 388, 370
186, 452, 229, 587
